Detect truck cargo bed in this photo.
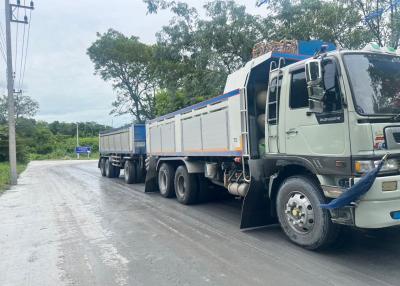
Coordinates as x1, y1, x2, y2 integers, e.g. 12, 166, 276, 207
99, 124, 146, 155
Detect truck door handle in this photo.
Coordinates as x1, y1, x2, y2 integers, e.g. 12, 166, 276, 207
286, 129, 298, 135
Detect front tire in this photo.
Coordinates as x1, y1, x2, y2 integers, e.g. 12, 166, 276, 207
158, 163, 175, 198
276, 176, 339, 250
174, 165, 198, 205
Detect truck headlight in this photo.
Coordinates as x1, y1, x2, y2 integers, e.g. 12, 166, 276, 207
354, 159, 399, 174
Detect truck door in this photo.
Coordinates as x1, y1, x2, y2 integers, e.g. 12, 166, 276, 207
266, 72, 283, 153
284, 58, 347, 159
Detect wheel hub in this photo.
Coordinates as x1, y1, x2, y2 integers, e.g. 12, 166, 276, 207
284, 192, 315, 233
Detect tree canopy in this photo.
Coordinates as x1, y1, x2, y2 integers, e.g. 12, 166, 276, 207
0, 94, 39, 123
87, 29, 157, 123
88, 0, 400, 121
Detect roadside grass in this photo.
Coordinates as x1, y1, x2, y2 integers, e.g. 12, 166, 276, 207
0, 162, 27, 194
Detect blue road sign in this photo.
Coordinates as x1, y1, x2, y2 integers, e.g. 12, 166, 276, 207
75, 146, 91, 154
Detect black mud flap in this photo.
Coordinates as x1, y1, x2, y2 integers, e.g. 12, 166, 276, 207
240, 159, 276, 229
144, 156, 159, 193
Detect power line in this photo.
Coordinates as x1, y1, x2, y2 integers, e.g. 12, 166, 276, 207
14, 3, 19, 75
0, 22, 7, 63
20, 8, 32, 90
18, 1, 27, 90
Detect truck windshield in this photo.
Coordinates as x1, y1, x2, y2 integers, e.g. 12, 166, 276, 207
343, 53, 400, 115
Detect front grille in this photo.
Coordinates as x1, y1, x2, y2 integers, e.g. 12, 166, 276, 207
393, 132, 400, 143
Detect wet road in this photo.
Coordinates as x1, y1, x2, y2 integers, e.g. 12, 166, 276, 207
1, 160, 400, 286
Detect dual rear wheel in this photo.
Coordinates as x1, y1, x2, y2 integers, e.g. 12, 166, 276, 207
124, 160, 144, 184
158, 163, 199, 205
102, 158, 120, 178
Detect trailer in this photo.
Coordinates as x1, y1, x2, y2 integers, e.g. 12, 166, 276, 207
99, 124, 146, 184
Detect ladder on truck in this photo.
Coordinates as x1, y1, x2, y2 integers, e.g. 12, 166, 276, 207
240, 88, 251, 182
266, 57, 285, 153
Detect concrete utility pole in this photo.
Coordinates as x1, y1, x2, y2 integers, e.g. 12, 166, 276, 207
5, 0, 17, 184
5, 0, 34, 184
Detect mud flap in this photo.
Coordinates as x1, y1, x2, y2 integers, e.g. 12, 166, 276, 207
240, 159, 276, 229
144, 156, 159, 193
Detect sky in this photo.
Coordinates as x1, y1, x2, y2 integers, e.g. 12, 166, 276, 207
0, 0, 262, 127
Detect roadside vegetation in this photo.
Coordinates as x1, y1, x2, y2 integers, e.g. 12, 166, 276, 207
0, 162, 27, 193
0, 120, 108, 162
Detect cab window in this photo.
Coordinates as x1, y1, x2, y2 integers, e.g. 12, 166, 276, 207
289, 68, 308, 109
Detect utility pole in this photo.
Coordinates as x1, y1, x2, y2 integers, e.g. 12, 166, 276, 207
76, 122, 79, 159
4, 0, 34, 185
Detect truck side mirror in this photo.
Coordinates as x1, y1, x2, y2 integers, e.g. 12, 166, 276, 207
305, 59, 325, 113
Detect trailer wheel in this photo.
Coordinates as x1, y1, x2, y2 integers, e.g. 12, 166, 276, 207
174, 165, 198, 205
158, 163, 175, 198
276, 176, 339, 250
105, 159, 115, 178
124, 161, 136, 184
100, 158, 106, 177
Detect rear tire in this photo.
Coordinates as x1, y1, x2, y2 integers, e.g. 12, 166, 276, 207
158, 163, 175, 198
100, 158, 106, 177
105, 159, 115, 178
276, 176, 339, 250
124, 161, 136, 184
174, 165, 198, 205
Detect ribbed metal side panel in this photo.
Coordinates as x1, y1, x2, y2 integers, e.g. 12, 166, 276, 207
161, 122, 175, 152
149, 126, 162, 153
201, 109, 229, 151
182, 116, 202, 151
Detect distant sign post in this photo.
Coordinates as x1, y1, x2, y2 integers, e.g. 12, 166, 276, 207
75, 146, 91, 158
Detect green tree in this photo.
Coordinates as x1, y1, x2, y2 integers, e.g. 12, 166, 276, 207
0, 94, 39, 123
87, 29, 157, 123
148, 0, 268, 109
350, 0, 400, 47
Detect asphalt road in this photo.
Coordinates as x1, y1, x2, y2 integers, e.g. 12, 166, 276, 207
1, 160, 400, 286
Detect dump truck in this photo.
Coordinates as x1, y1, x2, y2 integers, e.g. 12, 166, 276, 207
100, 41, 400, 249
99, 124, 146, 183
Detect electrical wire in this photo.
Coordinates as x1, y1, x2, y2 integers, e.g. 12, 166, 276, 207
0, 22, 7, 63
14, 4, 19, 76
20, 8, 32, 91
18, 0, 27, 90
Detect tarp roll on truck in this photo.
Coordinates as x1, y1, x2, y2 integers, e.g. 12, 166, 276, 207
99, 40, 400, 250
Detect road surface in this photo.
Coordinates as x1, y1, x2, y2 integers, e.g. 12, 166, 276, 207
1, 160, 400, 286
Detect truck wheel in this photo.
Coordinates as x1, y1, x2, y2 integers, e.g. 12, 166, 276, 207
158, 163, 175, 198
276, 176, 339, 250
105, 159, 115, 178
100, 158, 106, 177
124, 161, 136, 184
174, 165, 198, 205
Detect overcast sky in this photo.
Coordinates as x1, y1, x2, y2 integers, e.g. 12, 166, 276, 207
0, 0, 261, 127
